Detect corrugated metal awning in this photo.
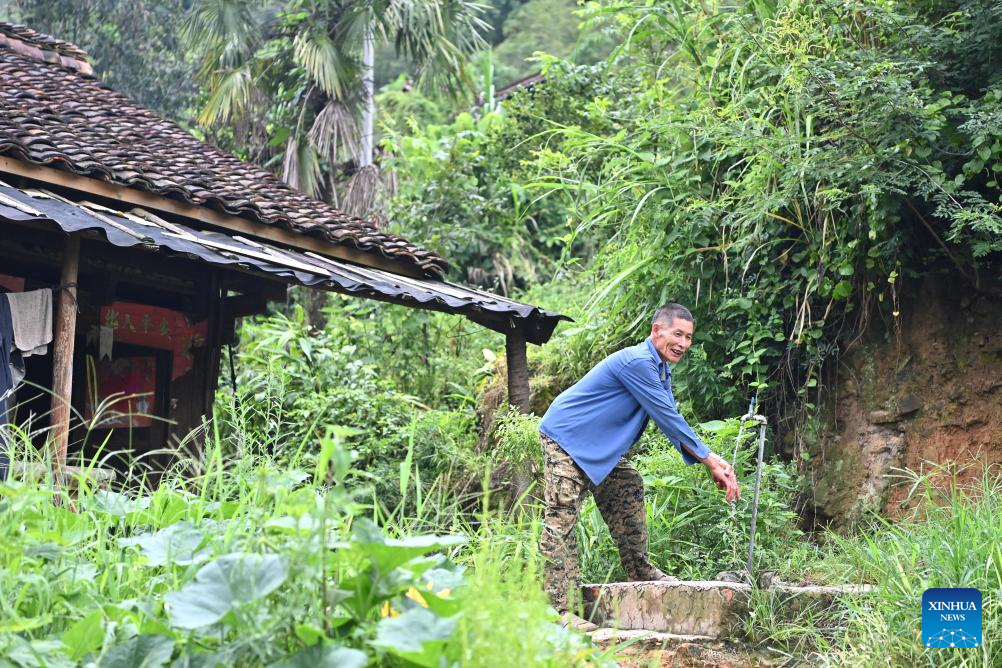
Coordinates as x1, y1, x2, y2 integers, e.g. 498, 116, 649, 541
0, 181, 568, 344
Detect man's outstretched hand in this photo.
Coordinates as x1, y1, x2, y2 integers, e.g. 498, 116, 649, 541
703, 453, 741, 503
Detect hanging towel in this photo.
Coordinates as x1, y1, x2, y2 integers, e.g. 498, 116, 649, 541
7, 289, 53, 357
0, 296, 13, 399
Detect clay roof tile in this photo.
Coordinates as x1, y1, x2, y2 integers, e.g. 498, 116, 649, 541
0, 24, 446, 276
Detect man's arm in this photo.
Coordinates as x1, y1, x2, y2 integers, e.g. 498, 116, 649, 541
619, 359, 740, 502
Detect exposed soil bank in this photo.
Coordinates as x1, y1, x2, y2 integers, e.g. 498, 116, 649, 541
803, 273, 1002, 527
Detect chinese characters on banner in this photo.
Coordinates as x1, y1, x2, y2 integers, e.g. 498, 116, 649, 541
99, 303, 208, 379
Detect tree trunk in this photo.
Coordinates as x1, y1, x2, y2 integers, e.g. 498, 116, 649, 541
360, 23, 375, 169
302, 287, 328, 335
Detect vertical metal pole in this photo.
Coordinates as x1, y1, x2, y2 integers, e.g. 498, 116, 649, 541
50, 234, 80, 475
746, 420, 767, 578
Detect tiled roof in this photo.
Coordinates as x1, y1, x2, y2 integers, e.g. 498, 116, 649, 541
0, 23, 448, 277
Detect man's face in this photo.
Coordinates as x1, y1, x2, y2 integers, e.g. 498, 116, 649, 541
652, 317, 694, 364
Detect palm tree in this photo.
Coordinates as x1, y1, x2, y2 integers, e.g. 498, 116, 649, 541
183, 0, 487, 216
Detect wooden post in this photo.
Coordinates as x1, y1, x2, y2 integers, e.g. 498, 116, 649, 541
505, 322, 530, 413
50, 234, 80, 472
203, 271, 224, 420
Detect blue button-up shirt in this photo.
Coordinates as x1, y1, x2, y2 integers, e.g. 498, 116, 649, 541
539, 337, 711, 485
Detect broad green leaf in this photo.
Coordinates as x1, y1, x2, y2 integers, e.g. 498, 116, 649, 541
350, 519, 465, 573
25, 541, 64, 559
372, 608, 456, 667
294, 623, 325, 646
63, 609, 104, 660
0, 613, 52, 632
119, 522, 210, 567
697, 420, 727, 432
165, 553, 287, 629
98, 635, 174, 668
168, 649, 234, 668
832, 280, 852, 300
3, 636, 75, 668
268, 644, 367, 668
420, 567, 466, 592
87, 490, 152, 517
416, 567, 466, 615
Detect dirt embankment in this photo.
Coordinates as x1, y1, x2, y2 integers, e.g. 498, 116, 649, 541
804, 275, 1002, 527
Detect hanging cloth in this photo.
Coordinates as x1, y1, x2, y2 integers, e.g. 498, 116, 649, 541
0, 295, 13, 482
7, 288, 53, 356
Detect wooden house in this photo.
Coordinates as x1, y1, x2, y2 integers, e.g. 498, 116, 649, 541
0, 23, 564, 480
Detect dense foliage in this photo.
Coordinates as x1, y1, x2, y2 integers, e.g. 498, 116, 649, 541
0, 430, 612, 666
386, 0, 1002, 438
384, 59, 615, 289
218, 307, 488, 514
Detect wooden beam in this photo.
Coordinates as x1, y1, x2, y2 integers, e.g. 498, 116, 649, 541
222, 294, 270, 320
50, 234, 80, 474
0, 156, 430, 280
505, 322, 531, 413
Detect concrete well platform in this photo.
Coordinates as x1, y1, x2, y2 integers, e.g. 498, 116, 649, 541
583, 580, 873, 638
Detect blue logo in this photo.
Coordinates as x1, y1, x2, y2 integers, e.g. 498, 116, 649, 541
922, 588, 982, 648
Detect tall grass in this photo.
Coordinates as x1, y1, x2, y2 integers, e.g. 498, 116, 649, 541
442, 513, 617, 668
827, 466, 1000, 667
743, 465, 999, 667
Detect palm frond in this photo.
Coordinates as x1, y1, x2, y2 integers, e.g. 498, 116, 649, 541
282, 132, 323, 200
378, 0, 490, 95
293, 30, 356, 98
198, 64, 254, 126
344, 164, 381, 218
309, 98, 361, 166
182, 0, 264, 71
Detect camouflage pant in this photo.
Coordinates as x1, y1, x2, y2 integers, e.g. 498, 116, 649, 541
539, 432, 667, 612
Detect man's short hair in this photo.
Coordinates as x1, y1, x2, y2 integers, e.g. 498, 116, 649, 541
652, 303, 694, 327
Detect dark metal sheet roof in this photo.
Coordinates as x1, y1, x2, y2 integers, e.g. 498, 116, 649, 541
0, 181, 568, 344
0, 22, 448, 276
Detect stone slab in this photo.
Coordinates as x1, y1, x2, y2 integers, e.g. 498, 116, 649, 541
587, 628, 716, 650
583, 580, 872, 638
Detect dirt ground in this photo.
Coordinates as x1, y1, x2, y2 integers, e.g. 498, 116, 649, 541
611, 640, 812, 667
804, 273, 1002, 527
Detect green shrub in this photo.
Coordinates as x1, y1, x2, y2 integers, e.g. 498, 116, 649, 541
444, 516, 616, 668
218, 309, 487, 516
0, 429, 613, 667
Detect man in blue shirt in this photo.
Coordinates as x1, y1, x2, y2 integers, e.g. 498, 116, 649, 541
538, 303, 740, 627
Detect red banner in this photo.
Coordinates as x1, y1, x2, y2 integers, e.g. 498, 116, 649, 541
99, 303, 208, 379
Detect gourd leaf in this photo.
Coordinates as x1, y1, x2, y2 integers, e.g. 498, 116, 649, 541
372, 608, 456, 667
119, 521, 210, 567
98, 635, 174, 668
350, 519, 465, 573
63, 609, 104, 660
165, 553, 287, 629
268, 644, 367, 668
